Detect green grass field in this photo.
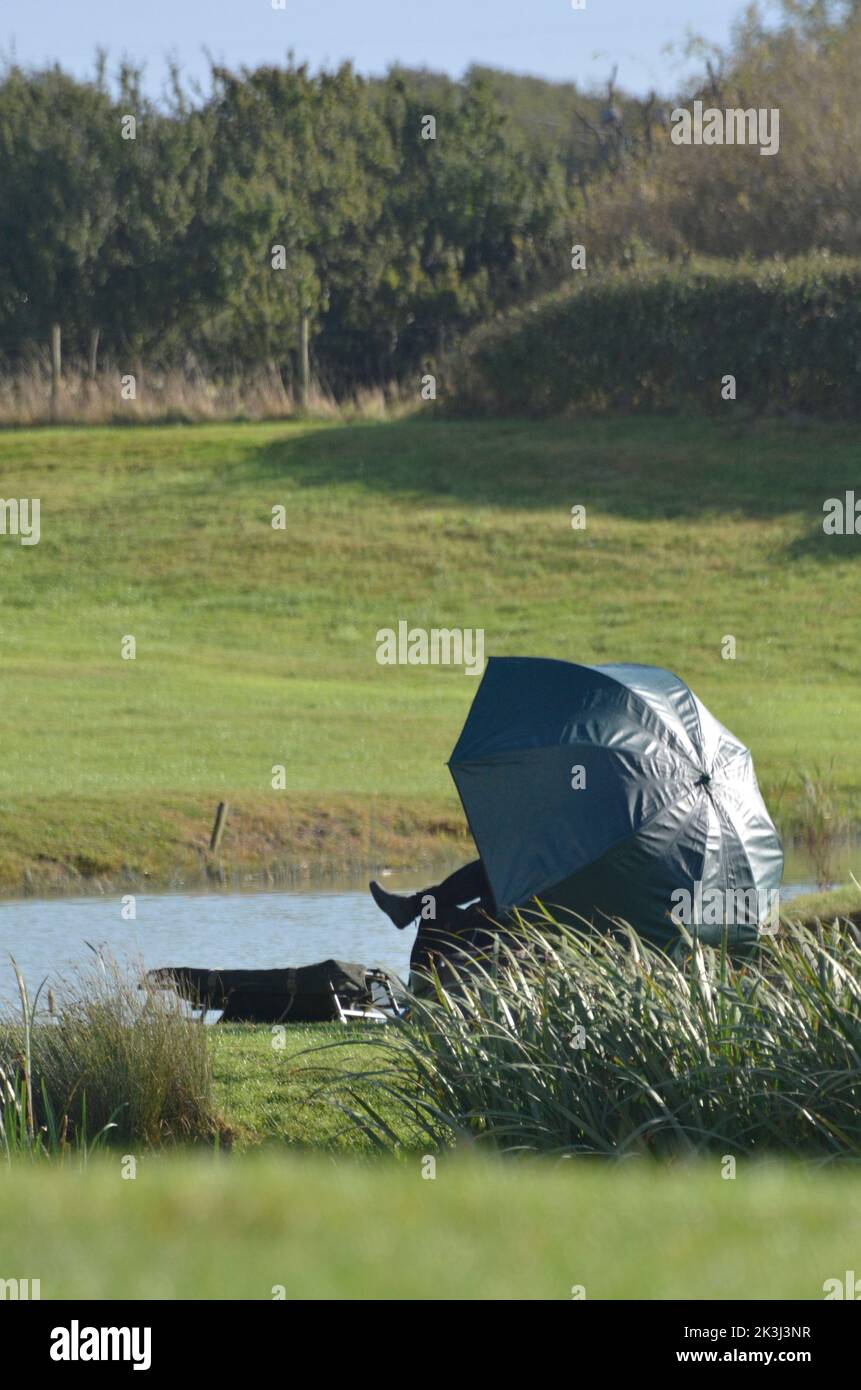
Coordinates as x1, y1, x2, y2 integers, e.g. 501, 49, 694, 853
2, 1152, 859, 1299
0, 414, 858, 890
211, 1023, 413, 1151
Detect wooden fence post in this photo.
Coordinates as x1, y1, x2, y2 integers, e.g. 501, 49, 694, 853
209, 801, 229, 854
88, 326, 101, 380
50, 322, 62, 415
299, 311, 310, 411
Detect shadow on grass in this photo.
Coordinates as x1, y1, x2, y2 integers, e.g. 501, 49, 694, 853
228, 412, 861, 528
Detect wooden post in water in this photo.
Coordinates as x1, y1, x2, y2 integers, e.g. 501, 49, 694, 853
209, 801, 229, 854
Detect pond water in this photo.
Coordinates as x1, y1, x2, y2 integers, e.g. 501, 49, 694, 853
0, 858, 837, 1009
0, 884, 418, 1010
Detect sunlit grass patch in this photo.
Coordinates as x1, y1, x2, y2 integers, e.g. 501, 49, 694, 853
1, 1152, 860, 1299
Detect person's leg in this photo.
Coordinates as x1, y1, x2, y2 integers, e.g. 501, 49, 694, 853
428, 860, 490, 913
410, 899, 501, 995
370, 859, 491, 929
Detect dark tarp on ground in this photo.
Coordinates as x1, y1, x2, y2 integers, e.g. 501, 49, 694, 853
148, 960, 386, 1022
448, 657, 783, 951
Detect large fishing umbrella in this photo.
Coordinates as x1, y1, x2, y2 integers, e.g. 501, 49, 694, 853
448, 658, 783, 948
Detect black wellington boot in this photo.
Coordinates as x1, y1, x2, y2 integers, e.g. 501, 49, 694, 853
369, 880, 422, 929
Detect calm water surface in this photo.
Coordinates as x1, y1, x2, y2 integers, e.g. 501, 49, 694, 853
0, 886, 415, 1008
0, 865, 839, 1008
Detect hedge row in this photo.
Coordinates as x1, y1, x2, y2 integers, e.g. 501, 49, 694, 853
446, 257, 861, 418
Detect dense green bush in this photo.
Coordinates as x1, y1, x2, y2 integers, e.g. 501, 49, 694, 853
447, 256, 861, 417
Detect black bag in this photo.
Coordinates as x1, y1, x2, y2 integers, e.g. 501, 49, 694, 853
148, 959, 384, 1023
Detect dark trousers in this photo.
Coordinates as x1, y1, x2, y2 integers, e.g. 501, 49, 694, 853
409, 860, 501, 987
425, 859, 494, 915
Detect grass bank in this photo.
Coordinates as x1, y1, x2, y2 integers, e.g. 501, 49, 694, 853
1, 1154, 859, 1299
787, 882, 861, 926
0, 415, 858, 894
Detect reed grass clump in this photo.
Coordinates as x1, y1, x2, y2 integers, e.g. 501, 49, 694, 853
0, 956, 217, 1160
329, 916, 861, 1160
792, 765, 850, 888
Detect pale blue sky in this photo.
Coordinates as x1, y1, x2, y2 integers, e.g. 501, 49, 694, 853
1, 0, 769, 98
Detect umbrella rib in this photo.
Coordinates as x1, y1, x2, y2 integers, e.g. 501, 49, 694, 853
519, 779, 707, 911
592, 666, 704, 767
451, 740, 699, 774
712, 743, 751, 777
712, 796, 761, 896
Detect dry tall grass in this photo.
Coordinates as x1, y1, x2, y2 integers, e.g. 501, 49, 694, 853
0, 363, 408, 427
0, 955, 218, 1154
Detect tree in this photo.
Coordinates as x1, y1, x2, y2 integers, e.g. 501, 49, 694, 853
0, 65, 122, 377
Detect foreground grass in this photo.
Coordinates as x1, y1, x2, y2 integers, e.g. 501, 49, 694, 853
0, 415, 858, 891
1, 1154, 859, 1299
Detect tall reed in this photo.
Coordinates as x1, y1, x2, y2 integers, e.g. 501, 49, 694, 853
793, 765, 850, 888
0, 955, 217, 1160
321, 916, 861, 1159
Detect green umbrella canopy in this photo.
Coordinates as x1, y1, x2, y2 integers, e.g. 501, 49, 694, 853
448, 658, 783, 949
